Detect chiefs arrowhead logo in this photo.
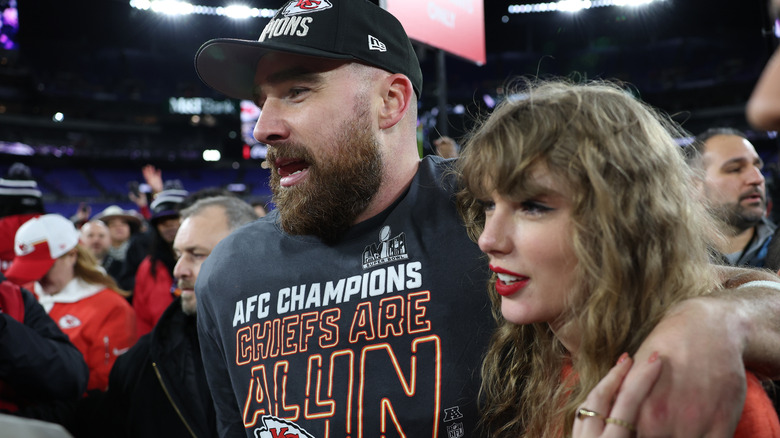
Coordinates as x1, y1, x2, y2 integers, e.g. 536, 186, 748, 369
15, 241, 35, 256
253, 416, 314, 438
282, 0, 333, 16
58, 314, 82, 329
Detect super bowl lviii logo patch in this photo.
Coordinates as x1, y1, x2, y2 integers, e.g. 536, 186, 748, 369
283, 0, 333, 16
362, 225, 408, 269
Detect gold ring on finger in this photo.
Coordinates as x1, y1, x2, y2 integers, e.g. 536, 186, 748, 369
576, 408, 605, 421
605, 417, 636, 431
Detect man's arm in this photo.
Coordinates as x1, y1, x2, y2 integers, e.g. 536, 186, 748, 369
0, 288, 89, 400
627, 265, 780, 436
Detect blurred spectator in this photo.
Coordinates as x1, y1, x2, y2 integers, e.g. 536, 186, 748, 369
94, 205, 143, 292
250, 199, 268, 218
94, 206, 142, 258
132, 184, 187, 336
5, 214, 137, 391
79, 220, 111, 263
433, 135, 460, 159
0, 163, 44, 274
686, 128, 777, 268
17, 195, 257, 438
78, 220, 119, 280
0, 271, 88, 411
69, 203, 91, 230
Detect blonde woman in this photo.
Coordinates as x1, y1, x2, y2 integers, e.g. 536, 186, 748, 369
6, 214, 137, 391
457, 80, 780, 437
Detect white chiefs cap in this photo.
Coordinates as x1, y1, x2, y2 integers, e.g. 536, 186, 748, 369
5, 214, 80, 285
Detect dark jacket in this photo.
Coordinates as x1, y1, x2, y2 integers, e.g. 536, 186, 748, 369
0, 273, 89, 410
21, 297, 216, 438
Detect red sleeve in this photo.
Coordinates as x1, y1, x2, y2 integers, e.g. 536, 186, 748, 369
139, 205, 151, 220
83, 291, 137, 391
133, 259, 174, 337
733, 371, 780, 438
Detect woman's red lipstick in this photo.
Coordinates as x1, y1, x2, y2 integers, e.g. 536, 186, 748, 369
490, 264, 530, 297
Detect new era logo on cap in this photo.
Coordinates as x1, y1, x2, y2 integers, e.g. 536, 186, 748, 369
283, 0, 333, 16
368, 35, 386, 52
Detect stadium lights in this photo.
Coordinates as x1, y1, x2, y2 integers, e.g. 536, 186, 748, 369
129, 0, 276, 18
508, 0, 661, 14
202, 149, 221, 162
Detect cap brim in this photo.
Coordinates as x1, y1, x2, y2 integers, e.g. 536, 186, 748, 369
151, 210, 181, 223
195, 38, 354, 101
4, 257, 56, 285
98, 214, 142, 227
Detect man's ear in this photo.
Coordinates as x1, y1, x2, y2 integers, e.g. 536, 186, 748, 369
378, 74, 414, 130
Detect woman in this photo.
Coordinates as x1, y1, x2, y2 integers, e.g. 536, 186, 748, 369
5, 214, 137, 391
133, 186, 186, 336
456, 80, 780, 437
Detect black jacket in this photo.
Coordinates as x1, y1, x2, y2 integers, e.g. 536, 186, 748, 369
22, 297, 216, 438
0, 274, 88, 409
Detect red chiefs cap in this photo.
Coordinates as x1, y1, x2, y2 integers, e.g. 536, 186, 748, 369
5, 214, 80, 285
195, 0, 422, 100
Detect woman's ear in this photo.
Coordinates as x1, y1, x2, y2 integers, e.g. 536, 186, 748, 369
378, 74, 414, 130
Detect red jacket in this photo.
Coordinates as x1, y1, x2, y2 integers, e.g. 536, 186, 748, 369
35, 279, 137, 391
133, 257, 177, 337
734, 371, 780, 437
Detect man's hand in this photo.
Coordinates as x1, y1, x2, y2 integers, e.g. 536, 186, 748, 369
629, 297, 747, 437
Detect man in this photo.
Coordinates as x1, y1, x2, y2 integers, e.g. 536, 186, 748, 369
193, 1, 780, 437
19, 195, 258, 438
687, 128, 777, 268
79, 220, 115, 272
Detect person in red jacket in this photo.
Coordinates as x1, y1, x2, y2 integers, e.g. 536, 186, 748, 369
5, 214, 137, 392
0, 163, 44, 274
132, 185, 187, 336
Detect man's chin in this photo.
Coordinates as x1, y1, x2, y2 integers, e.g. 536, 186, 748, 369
181, 291, 197, 316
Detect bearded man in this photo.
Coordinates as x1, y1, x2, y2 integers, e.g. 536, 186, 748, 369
688, 127, 777, 268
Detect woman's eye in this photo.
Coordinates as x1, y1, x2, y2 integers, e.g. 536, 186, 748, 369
478, 200, 495, 213
519, 200, 552, 215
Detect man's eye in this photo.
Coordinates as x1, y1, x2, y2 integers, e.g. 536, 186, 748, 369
289, 88, 308, 98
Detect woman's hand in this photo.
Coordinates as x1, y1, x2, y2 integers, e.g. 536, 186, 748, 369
573, 353, 662, 437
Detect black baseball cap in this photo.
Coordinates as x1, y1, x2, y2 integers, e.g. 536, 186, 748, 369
195, 0, 422, 100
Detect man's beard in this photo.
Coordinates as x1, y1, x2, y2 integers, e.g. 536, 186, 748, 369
709, 196, 765, 234
178, 279, 197, 316
266, 103, 383, 244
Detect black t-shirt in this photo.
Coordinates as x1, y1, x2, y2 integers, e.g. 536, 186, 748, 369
197, 156, 493, 438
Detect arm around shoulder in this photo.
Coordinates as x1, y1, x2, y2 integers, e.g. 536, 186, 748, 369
625, 265, 780, 436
